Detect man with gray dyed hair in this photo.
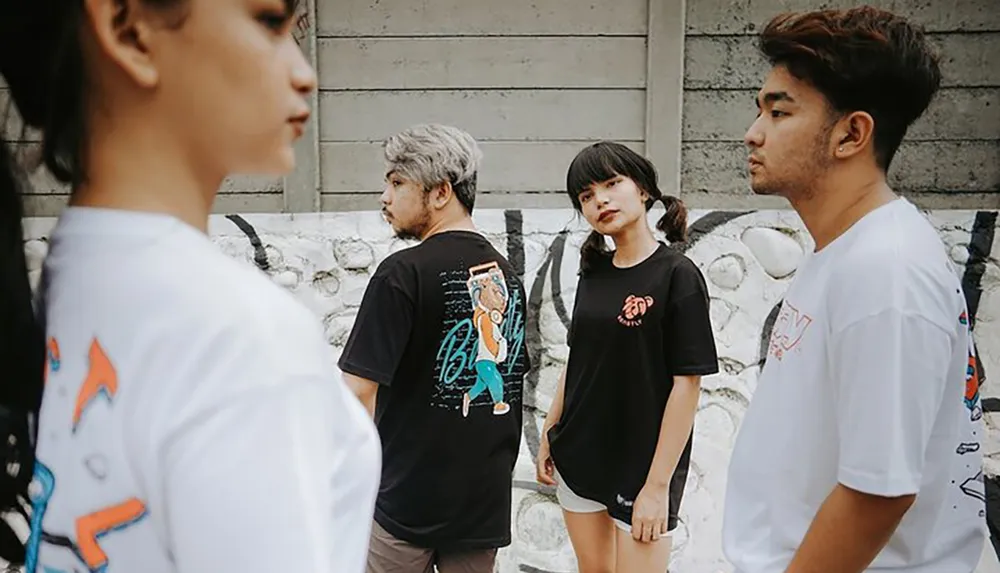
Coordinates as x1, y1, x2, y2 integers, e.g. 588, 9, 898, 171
339, 123, 530, 572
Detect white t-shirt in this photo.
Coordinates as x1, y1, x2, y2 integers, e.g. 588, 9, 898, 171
723, 199, 987, 572
27, 208, 380, 573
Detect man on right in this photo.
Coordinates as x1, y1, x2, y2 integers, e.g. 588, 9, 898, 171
723, 6, 987, 573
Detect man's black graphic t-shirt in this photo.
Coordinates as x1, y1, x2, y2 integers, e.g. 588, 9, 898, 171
548, 243, 718, 530
339, 230, 529, 550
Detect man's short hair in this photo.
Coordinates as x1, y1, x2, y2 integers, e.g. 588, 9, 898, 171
759, 6, 941, 170
384, 124, 483, 214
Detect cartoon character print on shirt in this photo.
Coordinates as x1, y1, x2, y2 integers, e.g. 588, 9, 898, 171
435, 261, 525, 416
955, 311, 986, 512
27, 337, 150, 573
463, 263, 512, 417
616, 294, 653, 327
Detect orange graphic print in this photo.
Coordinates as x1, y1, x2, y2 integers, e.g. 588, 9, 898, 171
76, 498, 147, 571
966, 352, 981, 410
617, 294, 654, 327
44, 337, 61, 385
768, 302, 813, 361
73, 338, 118, 433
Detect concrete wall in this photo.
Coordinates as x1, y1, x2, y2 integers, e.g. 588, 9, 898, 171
682, 0, 1000, 210
3, 0, 997, 214
21, 206, 1000, 572
313, 0, 655, 212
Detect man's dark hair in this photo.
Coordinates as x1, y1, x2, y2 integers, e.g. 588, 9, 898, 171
759, 6, 942, 171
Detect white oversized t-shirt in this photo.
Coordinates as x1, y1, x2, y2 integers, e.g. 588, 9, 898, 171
27, 208, 380, 573
723, 199, 986, 572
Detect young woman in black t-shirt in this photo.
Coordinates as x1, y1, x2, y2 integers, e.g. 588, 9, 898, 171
536, 141, 719, 572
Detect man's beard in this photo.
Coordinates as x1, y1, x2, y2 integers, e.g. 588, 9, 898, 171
752, 130, 835, 200
392, 201, 432, 241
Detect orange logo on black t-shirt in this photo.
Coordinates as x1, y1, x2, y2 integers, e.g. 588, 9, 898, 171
617, 294, 654, 327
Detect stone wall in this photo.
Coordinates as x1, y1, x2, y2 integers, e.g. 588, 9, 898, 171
22, 207, 1000, 572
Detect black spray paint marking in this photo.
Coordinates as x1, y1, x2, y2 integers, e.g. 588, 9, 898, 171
548, 233, 571, 330
225, 214, 270, 272
520, 566, 568, 573
963, 211, 997, 330
964, 211, 996, 402
678, 211, 754, 254
520, 231, 569, 468
505, 210, 526, 278
758, 302, 782, 367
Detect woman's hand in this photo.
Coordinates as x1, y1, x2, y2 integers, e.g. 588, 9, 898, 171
536, 434, 556, 486
631, 483, 668, 543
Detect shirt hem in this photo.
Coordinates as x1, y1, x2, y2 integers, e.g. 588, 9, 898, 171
672, 363, 721, 376
338, 359, 393, 387
373, 511, 511, 552
838, 467, 920, 497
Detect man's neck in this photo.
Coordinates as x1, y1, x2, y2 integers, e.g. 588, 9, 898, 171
421, 212, 477, 241
791, 170, 897, 252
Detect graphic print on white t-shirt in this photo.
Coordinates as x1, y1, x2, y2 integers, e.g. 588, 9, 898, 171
26, 208, 381, 573
766, 301, 814, 362
956, 311, 986, 507
27, 337, 153, 573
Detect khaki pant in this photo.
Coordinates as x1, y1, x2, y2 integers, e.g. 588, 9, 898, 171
367, 520, 498, 573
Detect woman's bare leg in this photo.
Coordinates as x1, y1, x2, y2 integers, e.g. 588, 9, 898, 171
563, 510, 616, 573
614, 525, 672, 573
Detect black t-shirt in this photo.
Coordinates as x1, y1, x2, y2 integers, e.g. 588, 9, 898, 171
338, 230, 529, 550
548, 243, 718, 528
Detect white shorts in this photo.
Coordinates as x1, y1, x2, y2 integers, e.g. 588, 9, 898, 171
554, 468, 674, 536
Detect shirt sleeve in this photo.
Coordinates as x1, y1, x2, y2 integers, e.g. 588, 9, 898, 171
162, 376, 380, 573
337, 262, 415, 386
662, 257, 720, 376
833, 308, 954, 496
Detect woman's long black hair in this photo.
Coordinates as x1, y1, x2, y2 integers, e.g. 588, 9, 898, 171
566, 141, 688, 274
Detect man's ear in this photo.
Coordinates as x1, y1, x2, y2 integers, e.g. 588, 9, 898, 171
430, 180, 454, 210
832, 110, 875, 160
82, 0, 161, 88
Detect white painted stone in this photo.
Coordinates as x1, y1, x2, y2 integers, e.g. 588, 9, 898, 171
339, 272, 373, 307
312, 270, 342, 297
23, 239, 47, 272
710, 297, 736, 331
514, 495, 568, 552
740, 227, 803, 279
707, 254, 745, 290
952, 244, 971, 265
273, 270, 300, 289
264, 244, 285, 269
334, 240, 376, 271
323, 314, 356, 347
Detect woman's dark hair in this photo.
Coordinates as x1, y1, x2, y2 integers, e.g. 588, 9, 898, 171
758, 6, 941, 171
566, 141, 687, 274
0, 134, 45, 564
0, 0, 298, 562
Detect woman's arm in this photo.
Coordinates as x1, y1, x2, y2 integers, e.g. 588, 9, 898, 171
543, 366, 567, 435
631, 374, 701, 542
646, 375, 700, 487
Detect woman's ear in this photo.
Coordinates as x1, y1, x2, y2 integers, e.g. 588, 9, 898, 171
81, 0, 161, 88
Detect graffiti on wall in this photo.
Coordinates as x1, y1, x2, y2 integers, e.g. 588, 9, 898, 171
19, 207, 999, 573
